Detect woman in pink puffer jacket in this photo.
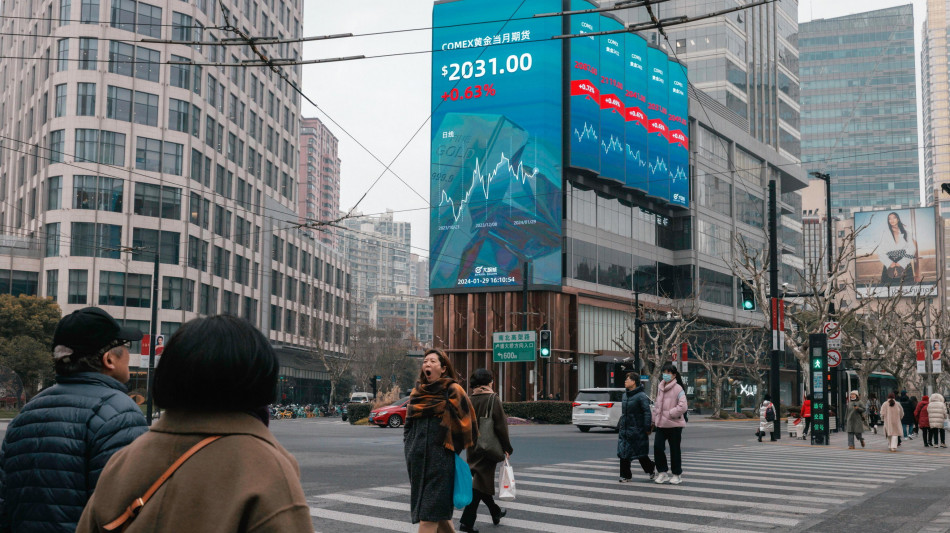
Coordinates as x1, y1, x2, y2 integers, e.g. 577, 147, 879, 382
652, 362, 688, 485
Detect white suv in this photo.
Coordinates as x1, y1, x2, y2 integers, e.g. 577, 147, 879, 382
572, 388, 626, 432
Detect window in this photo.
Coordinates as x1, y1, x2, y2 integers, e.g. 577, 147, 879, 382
132, 91, 158, 126
75, 129, 99, 162
76, 82, 96, 115
163, 277, 194, 310
213, 205, 231, 237
188, 236, 208, 271
199, 283, 217, 315
57, 38, 69, 71
106, 85, 132, 121
59, 0, 72, 23
46, 176, 62, 209
46, 270, 59, 300
110, 0, 135, 32
169, 55, 191, 89
73, 175, 123, 212
162, 141, 183, 175
134, 46, 160, 82
54, 84, 67, 117
136, 1, 161, 38
168, 98, 189, 132
81, 0, 99, 23
132, 228, 180, 264
70, 222, 121, 258
68, 270, 88, 304
49, 130, 65, 163
100, 131, 126, 165
135, 137, 161, 172
191, 104, 201, 137
108, 41, 134, 77
45, 222, 60, 256
133, 182, 180, 219
78, 37, 97, 69
99, 271, 151, 308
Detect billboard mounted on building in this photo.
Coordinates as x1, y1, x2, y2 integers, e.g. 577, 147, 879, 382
853, 207, 939, 297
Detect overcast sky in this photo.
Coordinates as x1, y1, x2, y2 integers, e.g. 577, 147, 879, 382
300, 0, 930, 256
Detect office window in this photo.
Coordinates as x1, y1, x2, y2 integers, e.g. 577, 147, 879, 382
171, 11, 192, 42
162, 276, 195, 311
198, 283, 217, 315
57, 38, 69, 71
106, 85, 132, 121
80, 0, 99, 23
76, 82, 96, 116
132, 228, 179, 264
188, 236, 208, 271
168, 98, 188, 132
135, 136, 161, 172
108, 40, 134, 76
70, 222, 121, 258
100, 131, 126, 165
45, 223, 60, 256
99, 271, 151, 308
78, 37, 97, 69
54, 84, 67, 117
49, 130, 65, 163
169, 55, 191, 89
60, 0, 72, 23
162, 141, 183, 176
98, 271, 124, 306
135, 46, 159, 81
132, 90, 158, 126
73, 175, 123, 212
75, 129, 99, 162
46, 176, 62, 210
133, 182, 179, 219
68, 270, 88, 304
191, 104, 201, 137
110, 0, 135, 32
136, 1, 161, 38
46, 270, 59, 300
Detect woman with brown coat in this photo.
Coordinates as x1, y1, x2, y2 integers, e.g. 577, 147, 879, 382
881, 393, 905, 452
76, 315, 312, 533
459, 369, 513, 533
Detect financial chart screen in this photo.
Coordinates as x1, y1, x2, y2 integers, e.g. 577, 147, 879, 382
430, 0, 563, 292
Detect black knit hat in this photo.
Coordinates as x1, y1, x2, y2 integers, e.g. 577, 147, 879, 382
52, 307, 142, 358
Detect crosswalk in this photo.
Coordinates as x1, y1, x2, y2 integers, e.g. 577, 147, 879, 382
308, 444, 950, 532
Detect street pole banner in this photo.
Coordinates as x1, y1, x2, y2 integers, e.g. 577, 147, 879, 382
680, 342, 688, 372
931, 339, 942, 374
917, 340, 926, 374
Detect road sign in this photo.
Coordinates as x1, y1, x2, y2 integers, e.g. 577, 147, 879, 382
809, 333, 830, 445
492, 331, 537, 363
823, 322, 841, 349
827, 349, 841, 367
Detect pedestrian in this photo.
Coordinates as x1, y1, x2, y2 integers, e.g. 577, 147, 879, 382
618, 372, 655, 483
76, 315, 312, 533
0, 307, 147, 533
899, 391, 914, 441
881, 392, 905, 452
927, 393, 947, 448
801, 394, 813, 439
758, 395, 777, 442
405, 348, 478, 533
845, 391, 867, 449
652, 362, 687, 485
915, 395, 932, 447
867, 394, 880, 434
909, 395, 920, 438
459, 368, 512, 533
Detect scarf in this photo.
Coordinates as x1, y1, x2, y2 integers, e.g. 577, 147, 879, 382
407, 377, 478, 453
471, 385, 493, 396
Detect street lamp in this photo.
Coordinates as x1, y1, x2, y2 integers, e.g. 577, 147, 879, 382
809, 171, 835, 315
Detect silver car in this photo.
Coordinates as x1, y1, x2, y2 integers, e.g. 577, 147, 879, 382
572, 388, 626, 432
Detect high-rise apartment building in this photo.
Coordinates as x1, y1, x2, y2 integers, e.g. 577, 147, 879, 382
924, 0, 950, 211
298, 116, 340, 247
0, 0, 350, 401
800, 6, 919, 217
409, 253, 429, 298
341, 210, 411, 325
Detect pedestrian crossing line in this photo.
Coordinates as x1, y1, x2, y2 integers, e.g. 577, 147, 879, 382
337, 490, 764, 533
308, 507, 408, 532
575, 460, 898, 484
639, 454, 935, 475
737, 444, 950, 462
539, 464, 880, 489
688, 446, 944, 466
513, 478, 828, 515
374, 486, 801, 527
515, 470, 834, 503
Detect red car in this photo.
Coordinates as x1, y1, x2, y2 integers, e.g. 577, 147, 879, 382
369, 397, 410, 428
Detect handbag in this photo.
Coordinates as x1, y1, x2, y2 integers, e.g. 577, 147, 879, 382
473, 394, 505, 463
498, 457, 516, 501
943, 419, 950, 431
104, 436, 222, 531
452, 452, 473, 509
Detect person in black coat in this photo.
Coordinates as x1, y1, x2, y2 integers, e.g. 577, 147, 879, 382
618, 372, 655, 482
899, 391, 915, 439
0, 307, 147, 533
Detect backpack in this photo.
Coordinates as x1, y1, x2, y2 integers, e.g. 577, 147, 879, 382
765, 404, 776, 422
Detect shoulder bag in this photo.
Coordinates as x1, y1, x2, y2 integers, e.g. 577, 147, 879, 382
473, 394, 505, 463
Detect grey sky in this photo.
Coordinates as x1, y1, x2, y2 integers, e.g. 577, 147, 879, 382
300, 0, 930, 256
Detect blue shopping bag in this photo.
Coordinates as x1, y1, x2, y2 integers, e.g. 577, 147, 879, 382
453, 452, 473, 509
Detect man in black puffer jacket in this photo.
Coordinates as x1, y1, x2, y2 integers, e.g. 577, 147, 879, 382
0, 307, 148, 533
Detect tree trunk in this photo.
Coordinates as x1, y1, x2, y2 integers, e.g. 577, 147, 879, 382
709, 375, 723, 419
328, 381, 337, 407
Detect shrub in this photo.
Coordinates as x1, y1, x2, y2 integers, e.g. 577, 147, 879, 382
347, 402, 371, 424
502, 401, 572, 424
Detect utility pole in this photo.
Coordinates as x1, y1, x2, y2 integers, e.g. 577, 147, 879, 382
146, 252, 159, 424
522, 261, 529, 402
768, 180, 782, 441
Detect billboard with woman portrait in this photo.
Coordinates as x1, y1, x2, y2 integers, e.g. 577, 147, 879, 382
854, 207, 938, 296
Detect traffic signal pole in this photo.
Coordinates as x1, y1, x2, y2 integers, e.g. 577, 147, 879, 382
769, 180, 782, 441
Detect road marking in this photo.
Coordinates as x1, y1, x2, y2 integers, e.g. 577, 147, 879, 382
537, 464, 876, 488
308, 507, 408, 532
571, 460, 896, 484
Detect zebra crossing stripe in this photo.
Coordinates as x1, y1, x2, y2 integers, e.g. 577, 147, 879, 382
308, 507, 407, 531
571, 460, 898, 483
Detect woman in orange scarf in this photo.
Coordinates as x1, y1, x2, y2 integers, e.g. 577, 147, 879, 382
405, 349, 478, 533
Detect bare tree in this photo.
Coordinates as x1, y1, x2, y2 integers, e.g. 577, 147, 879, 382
309, 326, 351, 408
684, 327, 750, 418
734, 327, 770, 409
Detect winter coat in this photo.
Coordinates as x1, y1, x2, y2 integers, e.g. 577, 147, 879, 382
652, 380, 687, 428
915, 397, 931, 428
466, 392, 513, 495
405, 414, 456, 523
880, 399, 905, 438
899, 395, 916, 424
76, 411, 311, 533
759, 400, 775, 432
0, 372, 148, 533
801, 399, 812, 418
927, 394, 947, 429
618, 386, 652, 460
845, 400, 867, 434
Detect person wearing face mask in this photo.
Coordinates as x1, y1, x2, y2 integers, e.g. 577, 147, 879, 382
404, 348, 478, 533
618, 372, 655, 483
651, 363, 688, 485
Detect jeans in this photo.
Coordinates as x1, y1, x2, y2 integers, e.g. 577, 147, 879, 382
460, 488, 501, 527
620, 456, 656, 479
654, 427, 683, 476
847, 432, 863, 447
902, 422, 914, 438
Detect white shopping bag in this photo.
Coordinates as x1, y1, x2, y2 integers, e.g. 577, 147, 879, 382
498, 458, 516, 501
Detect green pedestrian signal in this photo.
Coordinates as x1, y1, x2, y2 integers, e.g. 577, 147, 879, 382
539, 329, 551, 358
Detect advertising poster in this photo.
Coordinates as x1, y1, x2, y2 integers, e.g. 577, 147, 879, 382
567, 0, 600, 174
667, 59, 690, 207
932, 339, 942, 374
430, 0, 563, 292
623, 32, 649, 193
853, 207, 938, 297
597, 14, 626, 183
646, 45, 669, 202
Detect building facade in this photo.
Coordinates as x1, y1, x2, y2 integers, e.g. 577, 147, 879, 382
0, 0, 349, 402
372, 292, 433, 347
297, 116, 340, 247
800, 6, 919, 217
340, 210, 411, 325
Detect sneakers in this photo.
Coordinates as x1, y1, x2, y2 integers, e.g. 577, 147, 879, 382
654, 472, 671, 484
670, 475, 682, 485
942, 444, 947, 448
619, 477, 632, 483
649, 471, 656, 481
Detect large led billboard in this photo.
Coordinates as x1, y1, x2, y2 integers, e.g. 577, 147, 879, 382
430, 0, 563, 292
854, 207, 939, 297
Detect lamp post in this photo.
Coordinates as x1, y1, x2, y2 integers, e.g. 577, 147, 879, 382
809, 172, 835, 312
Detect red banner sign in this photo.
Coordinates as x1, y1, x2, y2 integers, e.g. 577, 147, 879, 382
570, 79, 599, 100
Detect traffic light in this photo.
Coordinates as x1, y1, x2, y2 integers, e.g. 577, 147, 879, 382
539, 329, 551, 357
740, 281, 756, 311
